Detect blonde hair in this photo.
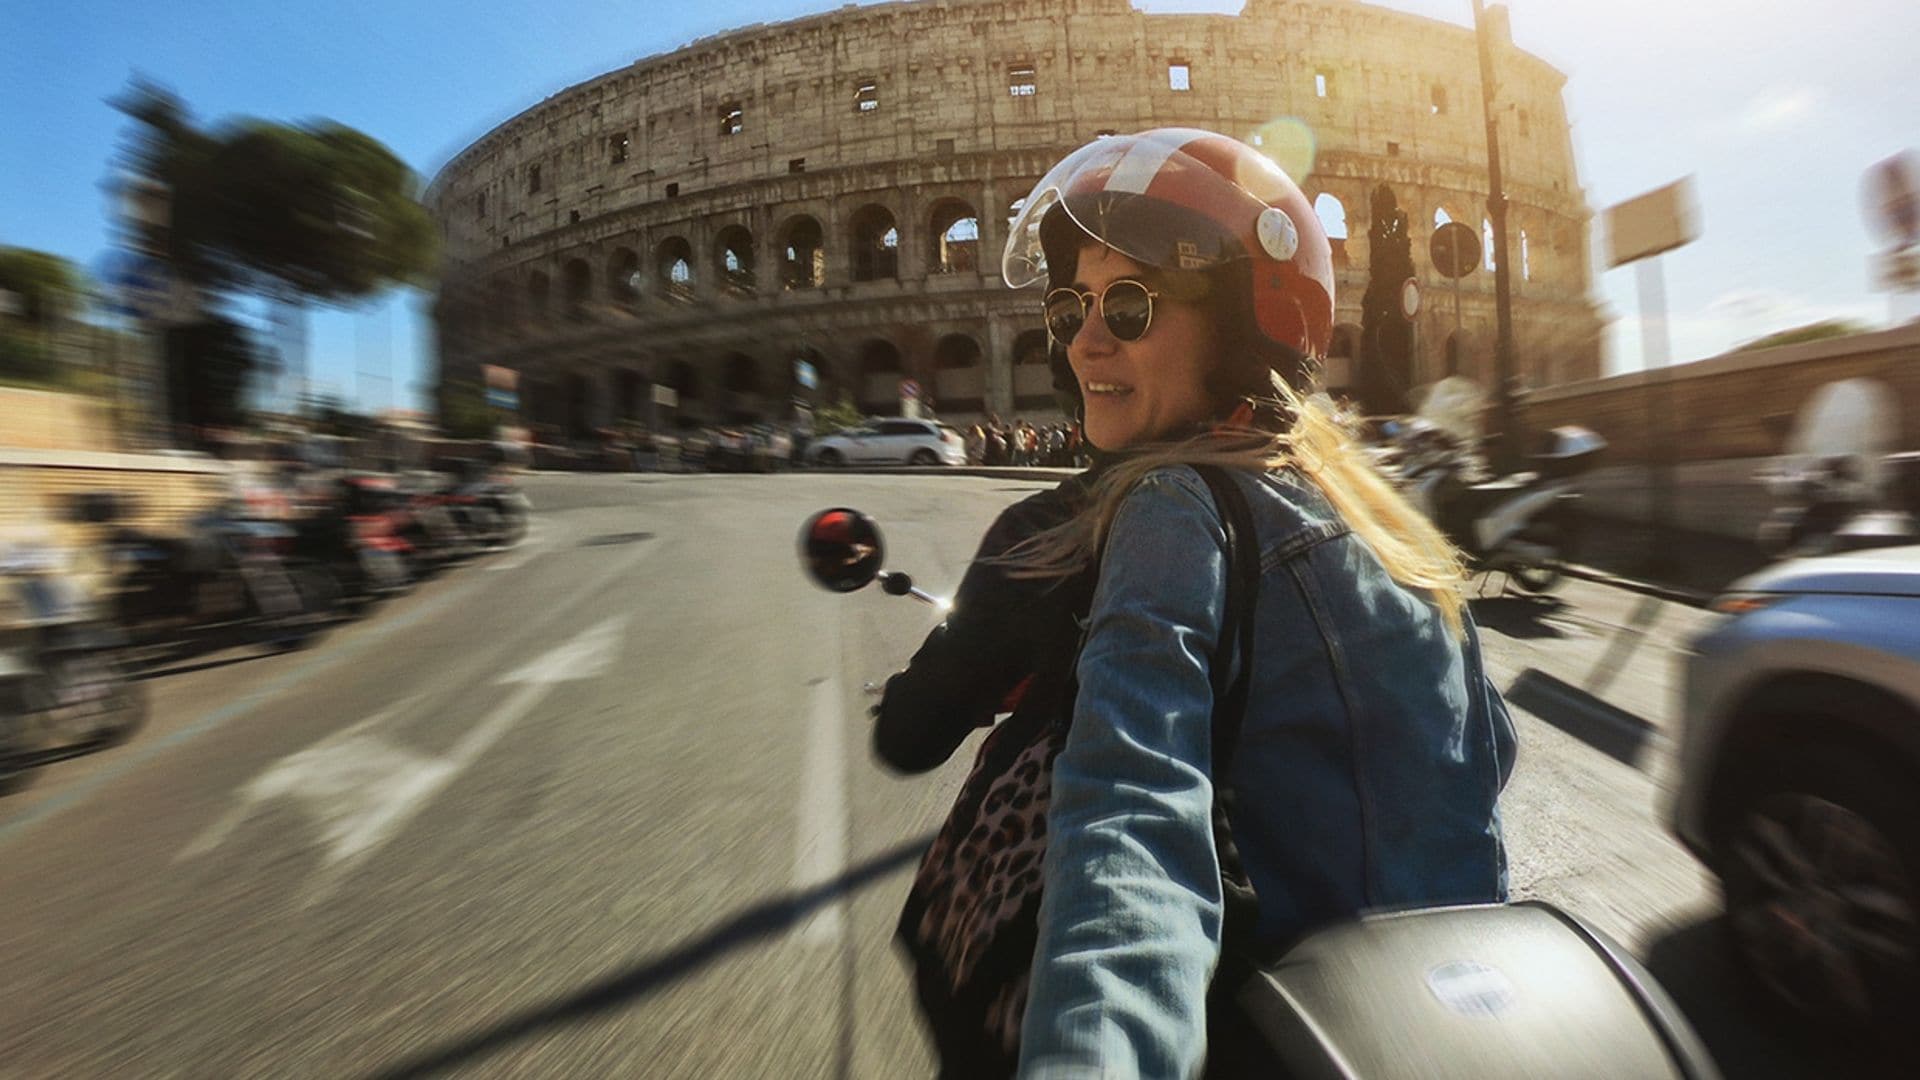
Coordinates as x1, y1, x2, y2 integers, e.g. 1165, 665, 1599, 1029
1004, 376, 1469, 638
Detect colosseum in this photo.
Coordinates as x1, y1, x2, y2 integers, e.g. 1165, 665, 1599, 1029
427, 0, 1603, 437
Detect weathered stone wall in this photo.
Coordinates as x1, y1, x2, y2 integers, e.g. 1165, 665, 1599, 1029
427, 0, 1597, 429
1525, 323, 1920, 465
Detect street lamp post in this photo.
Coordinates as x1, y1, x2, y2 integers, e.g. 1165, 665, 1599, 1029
1472, 0, 1523, 471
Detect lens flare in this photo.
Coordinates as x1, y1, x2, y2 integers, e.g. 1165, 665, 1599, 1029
1246, 117, 1317, 183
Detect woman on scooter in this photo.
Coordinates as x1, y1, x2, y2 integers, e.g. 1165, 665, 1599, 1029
879, 129, 1516, 1079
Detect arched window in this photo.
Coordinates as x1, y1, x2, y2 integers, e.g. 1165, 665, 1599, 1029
562, 258, 591, 321
934, 333, 985, 413
1315, 193, 1349, 267
1483, 219, 1497, 271
527, 271, 551, 323
607, 248, 640, 307
849, 205, 899, 282
857, 339, 903, 413
1520, 230, 1531, 281
723, 352, 761, 395
1434, 206, 1454, 228
656, 237, 694, 300
1012, 329, 1055, 410
716, 226, 755, 294
928, 199, 981, 274
778, 216, 825, 289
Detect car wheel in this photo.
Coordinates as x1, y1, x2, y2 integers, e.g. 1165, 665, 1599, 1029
909, 448, 940, 467
1722, 750, 1920, 1036
816, 448, 844, 468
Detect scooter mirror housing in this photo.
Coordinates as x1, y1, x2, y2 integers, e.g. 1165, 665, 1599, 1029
799, 507, 886, 593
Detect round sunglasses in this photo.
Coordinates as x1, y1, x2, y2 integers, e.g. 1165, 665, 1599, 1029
1043, 279, 1161, 346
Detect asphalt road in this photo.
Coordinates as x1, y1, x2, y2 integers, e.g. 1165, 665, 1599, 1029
0, 473, 1894, 1077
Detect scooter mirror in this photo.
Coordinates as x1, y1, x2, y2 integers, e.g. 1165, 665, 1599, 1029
799, 507, 886, 593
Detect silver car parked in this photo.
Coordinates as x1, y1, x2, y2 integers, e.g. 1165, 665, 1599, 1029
806, 418, 967, 468
1671, 545, 1920, 1036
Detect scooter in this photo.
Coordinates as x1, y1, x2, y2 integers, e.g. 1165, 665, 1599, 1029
1393, 424, 1606, 593
797, 507, 1719, 1079
1755, 452, 1920, 559
0, 539, 147, 794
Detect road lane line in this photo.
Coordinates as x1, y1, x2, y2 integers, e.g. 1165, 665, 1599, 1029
0, 506, 640, 849
795, 663, 850, 945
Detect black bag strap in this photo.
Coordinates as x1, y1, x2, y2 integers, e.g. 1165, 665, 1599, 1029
1191, 465, 1261, 777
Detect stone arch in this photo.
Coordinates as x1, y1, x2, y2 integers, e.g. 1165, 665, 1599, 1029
933, 332, 985, 413
927, 198, 981, 275
608, 247, 641, 307
488, 277, 517, 337
564, 370, 593, 438
723, 352, 762, 394
1012, 328, 1055, 412
526, 270, 551, 323
1314, 192, 1349, 268
856, 338, 902, 413
656, 236, 695, 300
848, 204, 900, 282
777, 215, 825, 289
613, 368, 648, 422
715, 225, 756, 294
562, 258, 591, 320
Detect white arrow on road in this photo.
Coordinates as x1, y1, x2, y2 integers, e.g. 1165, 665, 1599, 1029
179, 615, 628, 903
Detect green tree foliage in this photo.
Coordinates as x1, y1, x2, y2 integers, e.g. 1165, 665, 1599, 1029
162, 316, 260, 438
0, 247, 87, 324
114, 80, 438, 306
813, 393, 867, 435
440, 378, 495, 440
0, 246, 89, 386
1734, 319, 1873, 353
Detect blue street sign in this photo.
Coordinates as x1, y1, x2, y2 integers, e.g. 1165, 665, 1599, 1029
486, 389, 520, 411
794, 359, 818, 390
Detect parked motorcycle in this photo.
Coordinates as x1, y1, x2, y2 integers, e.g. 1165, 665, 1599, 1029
287, 476, 415, 610
1755, 452, 1920, 559
0, 537, 147, 794
1390, 422, 1606, 593
86, 497, 331, 651
796, 507, 1717, 1078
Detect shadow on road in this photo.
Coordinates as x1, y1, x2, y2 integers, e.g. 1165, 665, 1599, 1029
1504, 668, 1661, 768
363, 831, 936, 1080
1643, 914, 1900, 1078
1470, 595, 1571, 640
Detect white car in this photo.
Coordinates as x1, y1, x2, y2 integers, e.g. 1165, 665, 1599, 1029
806, 418, 967, 468
1671, 544, 1920, 1035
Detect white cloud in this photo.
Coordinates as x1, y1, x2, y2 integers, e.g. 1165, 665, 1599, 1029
1737, 87, 1818, 133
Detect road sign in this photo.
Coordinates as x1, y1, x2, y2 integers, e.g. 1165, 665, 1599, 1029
1430, 222, 1481, 279
1864, 151, 1919, 248
653, 384, 679, 409
485, 388, 519, 411
1872, 247, 1920, 292
899, 378, 921, 400
1603, 177, 1701, 269
794, 359, 818, 390
1400, 278, 1422, 319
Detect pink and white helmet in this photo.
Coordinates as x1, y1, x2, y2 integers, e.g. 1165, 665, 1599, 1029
1003, 128, 1335, 359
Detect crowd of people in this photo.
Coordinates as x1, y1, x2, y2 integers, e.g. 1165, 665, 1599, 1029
963, 417, 1090, 468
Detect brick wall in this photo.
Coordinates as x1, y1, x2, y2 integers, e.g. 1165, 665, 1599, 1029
1523, 323, 1920, 465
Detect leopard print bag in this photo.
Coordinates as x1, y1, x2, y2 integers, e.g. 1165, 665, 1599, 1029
896, 465, 1263, 1077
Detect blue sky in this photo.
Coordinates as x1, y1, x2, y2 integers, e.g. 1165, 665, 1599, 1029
3, 0, 1914, 412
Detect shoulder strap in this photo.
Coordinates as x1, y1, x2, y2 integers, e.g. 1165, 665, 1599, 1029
1191, 465, 1260, 778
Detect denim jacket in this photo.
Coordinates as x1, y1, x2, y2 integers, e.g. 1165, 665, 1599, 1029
1018, 465, 1517, 1079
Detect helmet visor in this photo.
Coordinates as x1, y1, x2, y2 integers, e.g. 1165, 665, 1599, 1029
1001, 129, 1291, 288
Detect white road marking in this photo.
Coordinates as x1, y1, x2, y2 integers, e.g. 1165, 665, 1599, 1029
794, 646, 850, 945
488, 518, 547, 572
178, 616, 628, 903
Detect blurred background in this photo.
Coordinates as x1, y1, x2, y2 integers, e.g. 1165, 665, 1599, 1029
2, 1, 1915, 1076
